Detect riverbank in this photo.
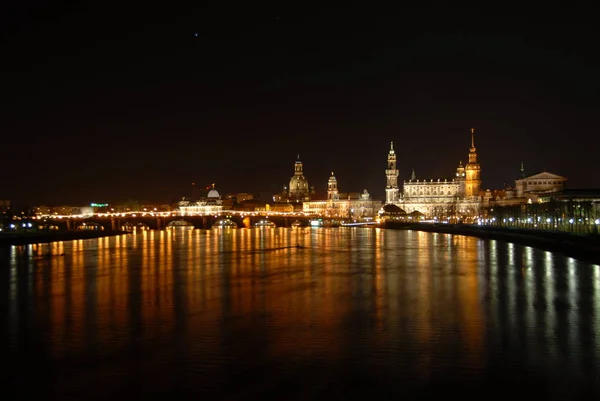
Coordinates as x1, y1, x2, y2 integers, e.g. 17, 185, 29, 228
0, 230, 129, 247
384, 222, 600, 264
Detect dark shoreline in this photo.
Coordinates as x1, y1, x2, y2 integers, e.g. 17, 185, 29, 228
384, 221, 600, 264
0, 230, 129, 247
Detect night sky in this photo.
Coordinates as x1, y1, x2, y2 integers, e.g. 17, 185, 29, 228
2, 5, 599, 206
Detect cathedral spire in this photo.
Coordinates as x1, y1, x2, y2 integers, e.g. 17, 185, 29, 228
464, 128, 481, 198
411, 168, 416, 180
520, 161, 526, 178
385, 140, 399, 204
468, 128, 478, 164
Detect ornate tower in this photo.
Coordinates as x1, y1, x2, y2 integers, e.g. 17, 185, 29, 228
294, 154, 303, 174
456, 161, 465, 180
288, 154, 310, 201
327, 172, 339, 200
385, 141, 399, 204
464, 128, 481, 198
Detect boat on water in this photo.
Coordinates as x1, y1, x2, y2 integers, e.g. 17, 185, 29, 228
212, 218, 238, 229
310, 219, 342, 227
291, 220, 302, 228
254, 219, 276, 228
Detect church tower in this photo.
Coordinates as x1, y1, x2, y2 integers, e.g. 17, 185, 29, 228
464, 128, 481, 198
327, 172, 339, 200
385, 141, 399, 204
288, 154, 310, 201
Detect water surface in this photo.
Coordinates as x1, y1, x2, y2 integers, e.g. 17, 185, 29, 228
1, 228, 599, 400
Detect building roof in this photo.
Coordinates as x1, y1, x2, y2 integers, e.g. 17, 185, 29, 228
382, 204, 406, 215
516, 171, 567, 181
207, 189, 220, 198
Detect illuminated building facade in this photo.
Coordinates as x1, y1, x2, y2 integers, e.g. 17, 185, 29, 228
515, 170, 567, 199
483, 163, 567, 208
303, 172, 382, 218
178, 185, 223, 215
274, 155, 315, 203
385, 129, 481, 219
33, 205, 93, 216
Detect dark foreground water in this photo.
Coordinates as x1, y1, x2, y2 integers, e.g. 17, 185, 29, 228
1, 228, 599, 400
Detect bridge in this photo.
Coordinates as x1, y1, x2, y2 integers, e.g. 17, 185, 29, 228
33, 210, 377, 231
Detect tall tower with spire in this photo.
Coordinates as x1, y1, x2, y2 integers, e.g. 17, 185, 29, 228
464, 128, 481, 198
385, 141, 399, 204
327, 172, 339, 200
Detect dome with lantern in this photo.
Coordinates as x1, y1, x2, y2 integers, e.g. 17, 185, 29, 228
288, 155, 311, 200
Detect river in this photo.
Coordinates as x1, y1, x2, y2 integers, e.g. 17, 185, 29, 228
1, 227, 599, 400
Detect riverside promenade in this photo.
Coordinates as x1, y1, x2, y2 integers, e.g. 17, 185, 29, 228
384, 221, 600, 264
0, 230, 128, 247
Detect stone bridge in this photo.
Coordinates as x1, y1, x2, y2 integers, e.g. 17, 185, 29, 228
41, 214, 315, 231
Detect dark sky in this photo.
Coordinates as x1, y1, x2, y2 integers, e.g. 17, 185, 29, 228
2, 4, 599, 206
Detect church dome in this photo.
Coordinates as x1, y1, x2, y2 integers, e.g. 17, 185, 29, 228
207, 189, 220, 199
289, 175, 309, 193
287, 155, 310, 199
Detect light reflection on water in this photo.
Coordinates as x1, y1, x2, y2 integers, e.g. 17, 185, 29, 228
1, 228, 600, 400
